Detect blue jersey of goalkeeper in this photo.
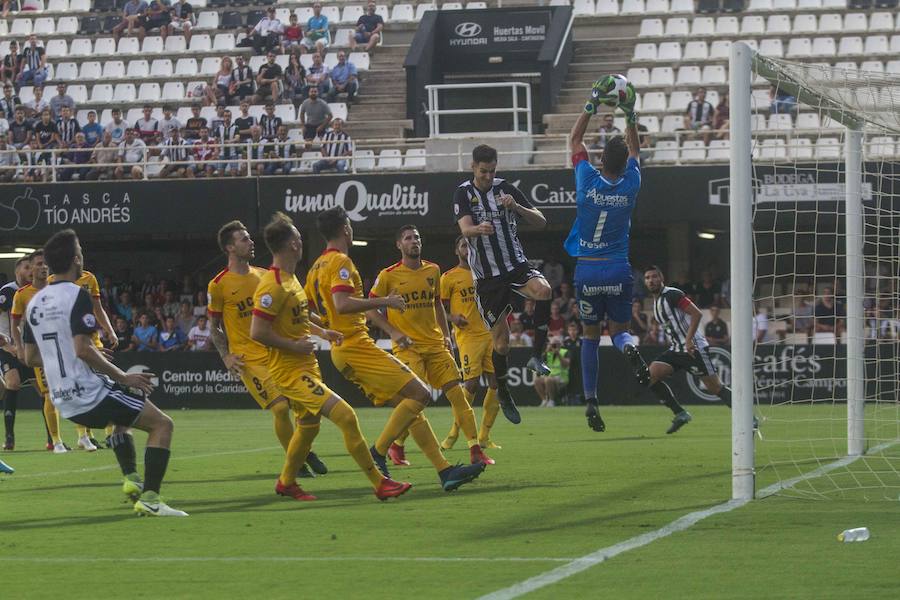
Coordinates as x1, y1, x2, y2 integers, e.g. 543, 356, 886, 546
565, 147, 639, 325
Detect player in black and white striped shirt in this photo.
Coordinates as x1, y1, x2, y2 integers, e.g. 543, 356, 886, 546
625, 265, 736, 434
453, 144, 553, 425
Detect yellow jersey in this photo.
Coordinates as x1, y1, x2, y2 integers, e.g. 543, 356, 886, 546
304, 249, 368, 339
370, 260, 444, 352
11, 283, 40, 321
252, 267, 317, 380
207, 266, 268, 364
49, 270, 104, 348
440, 266, 490, 343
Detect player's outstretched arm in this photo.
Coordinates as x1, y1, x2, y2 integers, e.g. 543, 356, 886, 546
72, 334, 156, 394
332, 290, 405, 315
250, 313, 317, 355
569, 111, 593, 160
365, 308, 412, 349
457, 215, 494, 238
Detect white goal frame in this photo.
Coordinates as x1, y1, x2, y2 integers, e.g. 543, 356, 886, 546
729, 42, 867, 500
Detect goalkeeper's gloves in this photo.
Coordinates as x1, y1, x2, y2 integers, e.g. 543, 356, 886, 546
618, 83, 638, 124
584, 78, 607, 114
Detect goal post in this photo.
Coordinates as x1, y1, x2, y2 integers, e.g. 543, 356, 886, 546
729, 41, 900, 501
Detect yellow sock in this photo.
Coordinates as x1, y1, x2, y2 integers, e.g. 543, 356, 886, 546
43, 395, 61, 444
394, 430, 410, 447
479, 387, 500, 443
446, 420, 459, 439
105, 424, 114, 437
446, 385, 478, 447
408, 414, 451, 472
279, 421, 320, 486
328, 400, 384, 488
374, 398, 422, 455
75, 425, 88, 438
271, 401, 295, 452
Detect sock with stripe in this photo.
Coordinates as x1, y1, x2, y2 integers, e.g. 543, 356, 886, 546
612, 331, 633, 353
328, 401, 383, 488
108, 432, 137, 476
42, 395, 61, 444
532, 300, 552, 359
270, 400, 294, 452
581, 337, 600, 400
374, 398, 422, 455
445, 385, 478, 446
407, 414, 451, 472
143, 447, 171, 494
479, 387, 500, 444
717, 386, 732, 408
492, 351, 510, 393
651, 381, 685, 415
279, 421, 319, 486
3, 389, 17, 440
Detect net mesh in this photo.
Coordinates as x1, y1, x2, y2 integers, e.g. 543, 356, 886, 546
749, 55, 900, 500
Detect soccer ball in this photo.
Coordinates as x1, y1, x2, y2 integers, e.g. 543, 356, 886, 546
593, 74, 631, 107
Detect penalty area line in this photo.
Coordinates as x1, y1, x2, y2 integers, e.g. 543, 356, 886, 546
2, 556, 575, 564
478, 438, 900, 600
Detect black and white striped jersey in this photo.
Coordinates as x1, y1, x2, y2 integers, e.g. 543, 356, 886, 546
22, 281, 113, 418
453, 178, 532, 280
0, 281, 19, 341
55, 117, 80, 145
652, 286, 709, 353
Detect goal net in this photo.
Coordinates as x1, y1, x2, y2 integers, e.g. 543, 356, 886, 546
734, 47, 900, 500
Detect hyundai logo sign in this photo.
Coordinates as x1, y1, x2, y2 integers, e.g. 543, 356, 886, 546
454, 22, 482, 37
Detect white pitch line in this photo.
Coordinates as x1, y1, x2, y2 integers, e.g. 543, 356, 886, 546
9, 445, 282, 480
3, 556, 574, 564
478, 438, 900, 600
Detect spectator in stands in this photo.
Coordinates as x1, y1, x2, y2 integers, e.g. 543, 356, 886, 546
557, 281, 577, 320
175, 300, 195, 334
255, 52, 283, 104
158, 126, 191, 178
704, 305, 729, 347
250, 6, 283, 56
17, 35, 48, 89
139, 0, 172, 42
132, 312, 159, 351
814, 286, 845, 339
206, 57, 234, 107
159, 316, 186, 351
24, 85, 48, 122
299, 86, 332, 146
643, 319, 664, 345
188, 315, 212, 351
326, 51, 358, 103
280, 12, 303, 54
134, 105, 160, 142
637, 123, 652, 162
630, 299, 649, 340
684, 86, 714, 146
169, 0, 194, 45
183, 103, 207, 140
245, 125, 267, 176
29, 108, 59, 182
792, 292, 814, 338
162, 289, 180, 317
55, 105, 80, 149
58, 131, 92, 181
215, 108, 241, 177
158, 105, 181, 141
4, 109, 29, 155
313, 118, 351, 174
113, 0, 149, 43
265, 124, 296, 175
0, 84, 21, 121
82, 110, 102, 147
49, 83, 75, 121
193, 290, 207, 319
230, 55, 255, 102
693, 270, 721, 308
259, 102, 282, 140
115, 128, 146, 180
518, 299, 536, 334
535, 337, 569, 407
105, 107, 127, 145
232, 100, 254, 141
1, 41, 21, 88
305, 52, 332, 97
283, 53, 308, 106
114, 316, 135, 351
115, 291, 136, 323
86, 130, 118, 180
562, 320, 582, 404
752, 302, 769, 343
188, 126, 217, 177
350, 1, 384, 53
301, 2, 330, 56
714, 89, 729, 140
0, 136, 23, 182
589, 113, 620, 160
548, 302, 566, 337
508, 320, 533, 348
769, 85, 797, 120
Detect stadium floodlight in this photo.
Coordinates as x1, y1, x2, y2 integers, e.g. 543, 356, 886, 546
0, 253, 27, 259
730, 42, 900, 501
14, 247, 37, 253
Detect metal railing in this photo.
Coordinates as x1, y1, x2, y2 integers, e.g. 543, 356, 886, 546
425, 82, 533, 137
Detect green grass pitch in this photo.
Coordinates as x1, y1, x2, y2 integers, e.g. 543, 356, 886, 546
1, 406, 898, 599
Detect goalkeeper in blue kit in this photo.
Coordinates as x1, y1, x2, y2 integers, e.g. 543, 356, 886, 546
566, 77, 642, 432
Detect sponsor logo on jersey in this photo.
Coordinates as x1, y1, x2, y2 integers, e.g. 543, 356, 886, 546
581, 283, 623, 296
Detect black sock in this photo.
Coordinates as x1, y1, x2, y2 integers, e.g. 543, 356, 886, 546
650, 381, 684, 415
3, 389, 17, 438
492, 350, 509, 392
532, 300, 551, 359
144, 447, 171, 494
40, 403, 51, 445
717, 386, 732, 408
109, 432, 138, 476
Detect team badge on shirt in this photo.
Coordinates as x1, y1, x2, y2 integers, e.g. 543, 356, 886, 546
82, 314, 97, 328
260, 294, 273, 308
338, 268, 350, 280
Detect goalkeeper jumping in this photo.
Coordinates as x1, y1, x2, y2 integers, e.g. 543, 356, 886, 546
566, 76, 641, 432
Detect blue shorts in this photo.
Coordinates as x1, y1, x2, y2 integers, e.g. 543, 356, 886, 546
574, 260, 633, 324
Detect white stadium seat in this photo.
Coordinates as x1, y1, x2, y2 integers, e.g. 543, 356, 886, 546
709, 40, 732, 60
349, 52, 370, 71
391, 4, 415, 22
750, 114, 767, 131
792, 15, 817, 35
766, 15, 791, 35
690, 18, 715, 37
816, 137, 841, 159
633, 43, 657, 61
102, 60, 125, 79
67, 85, 88, 104
414, 3, 436, 20
200, 57, 220, 76
667, 90, 692, 112
11, 19, 33, 37
595, 0, 618, 14
715, 17, 739, 36
798, 0, 822, 6
639, 115, 659, 132
646, 0, 668, 12
707, 140, 730, 160
196, 11, 219, 29
661, 115, 683, 132
90, 84, 113, 103
213, 34, 235, 51
189, 34, 212, 52
818, 14, 842, 34
649, 67, 674, 86
138, 83, 160, 102
860, 60, 884, 74
788, 138, 813, 160
759, 39, 784, 58
94, 38, 116, 55
768, 113, 793, 130
821, 0, 847, 7
329, 103, 348, 122
79, 61, 101, 79
653, 141, 679, 162
837, 37, 863, 56
175, 58, 198, 76
760, 139, 787, 160
142, 36, 165, 54
740, 16, 764, 36
275, 104, 295, 122
620, 0, 644, 15
676, 65, 701, 86
113, 83, 136, 103
56, 16, 78, 35
642, 92, 667, 112
118, 37, 141, 55
45, 39, 68, 57
834, 60, 857, 71
162, 82, 186, 101
657, 42, 682, 62
322, 6, 341, 23
811, 37, 836, 57
670, 0, 693, 12
868, 13, 893, 34
891, 36, 900, 55
166, 37, 187, 53
151, 59, 174, 77
403, 149, 427, 169
639, 19, 663, 38
664, 18, 689, 37
375, 149, 403, 170
772, 0, 797, 8
681, 140, 706, 161
787, 38, 811, 58
332, 29, 353, 47
55, 61, 78, 80
47, 0, 68, 10
842, 13, 867, 33
864, 36, 888, 55
342, 5, 365, 24
683, 41, 708, 60
867, 137, 894, 159
746, 0, 773, 10
70, 0, 89, 10
353, 149, 376, 171
626, 68, 650, 87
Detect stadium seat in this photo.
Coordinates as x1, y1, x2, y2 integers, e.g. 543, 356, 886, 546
649, 67, 674, 86
690, 18, 715, 37
47, 0, 67, 10
766, 15, 791, 35
102, 60, 125, 79
323, 53, 339, 69
441, 2, 463, 9
661, 115, 683, 132
79, 16, 101, 35
196, 11, 219, 30
681, 140, 706, 161
415, 3, 437, 20
274, 104, 295, 122
113, 83, 136, 103
151, 59, 174, 77
792, 15, 818, 35
837, 37, 863, 56
94, 38, 116, 55
55, 61, 78, 80
142, 36, 164, 54
56, 17, 78, 35
664, 18, 689, 37
162, 82, 185, 101
860, 60, 884, 73
751, 88, 770, 110
798, 0, 822, 5
90, 84, 113, 103
759, 39, 784, 57
138, 83, 160, 102
11, 19, 33, 37
811, 37, 836, 57
863, 35, 888, 54
70, 0, 89, 10
633, 43, 657, 61
620, 0, 645, 14
715, 17, 740, 37
200, 57, 220, 76
333, 29, 353, 47
653, 141, 679, 162
834, 60, 857, 71
787, 38, 812, 58
341, 5, 364, 24
709, 40, 732, 60
760, 139, 787, 160
887, 60, 900, 75
221, 11, 242, 29
683, 41, 708, 60
646, 0, 669, 11
642, 92, 667, 112
46, 39, 68, 57
353, 149, 376, 171
639, 19, 664, 37
788, 138, 814, 159
815, 137, 841, 159
213, 34, 235, 51
175, 58, 198, 76
166, 36, 188, 53
701, 65, 726, 85
626, 67, 650, 87
843, 13, 868, 33
79, 61, 101, 80
818, 14, 842, 33
746, 0, 773, 9
740, 16, 764, 35
299, 55, 314, 70
738, 39, 759, 52
750, 114, 767, 131
795, 112, 820, 130
667, 90, 692, 112
17, 86, 34, 104
118, 37, 141, 55
190, 34, 212, 52
274, 8, 291, 23
868, 13, 894, 32
707, 140, 730, 160
768, 113, 793, 130
329, 103, 348, 121
349, 52, 370, 71
772, 0, 797, 7
403, 148, 427, 169
867, 137, 894, 158
639, 115, 660, 132
126, 108, 143, 124
657, 43, 682, 62
670, 0, 693, 11
391, 4, 415, 21
813, 332, 836, 344
891, 35, 900, 54
595, 0, 619, 14
375, 149, 403, 170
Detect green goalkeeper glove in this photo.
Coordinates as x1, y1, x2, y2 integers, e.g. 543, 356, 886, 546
584, 78, 608, 114
618, 83, 638, 124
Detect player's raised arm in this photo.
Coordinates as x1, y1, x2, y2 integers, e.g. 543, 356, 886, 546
497, 182, 546, 229
620, 87, 640, 161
